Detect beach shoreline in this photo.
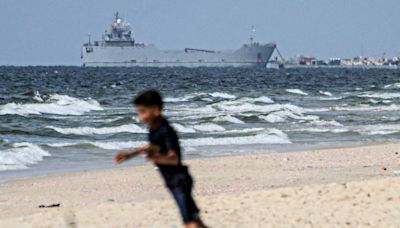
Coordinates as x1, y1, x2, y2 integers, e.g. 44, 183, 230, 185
0, 140, 373, 182
1, 142, 399, 227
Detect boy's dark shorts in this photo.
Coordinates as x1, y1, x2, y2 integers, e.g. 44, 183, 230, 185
159, 165, 200, 224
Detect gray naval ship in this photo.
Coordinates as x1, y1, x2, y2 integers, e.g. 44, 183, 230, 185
81, 12, 276, 67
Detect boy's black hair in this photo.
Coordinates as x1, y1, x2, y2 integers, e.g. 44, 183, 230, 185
134, 90, 164, 108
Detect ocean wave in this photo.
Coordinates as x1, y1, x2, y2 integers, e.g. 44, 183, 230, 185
184, 128, 291, 146
383, 82, 400, 89
319, 96, 343, 101
259, 113, 286, 123
212, 115, 244, 124
286, 89, 308, 96
0, 94, 103, 116
333, 104, 400, 112
258, 109, 319, 123
172, 123, 196, 133
209, 92, 236, 99
207, 128, 265, 135
250, 96, 274, 104
165, 92, 236, 103
289, 128, 349, 134
165, 93, 271, 105
214, 102, 305, 114
0, 142, 50, 171
358, 92, 400, 99
164, 93, 207, 102
45, 140, 147, 150
193, 123, 225, 132
46, 124, 146, 135
33, 91, 44, 102
305, 104, 400, 113
310, 119, 343, 127
319, 91, 333, 96
44, 128, 290, 150
354, 124, 400, 135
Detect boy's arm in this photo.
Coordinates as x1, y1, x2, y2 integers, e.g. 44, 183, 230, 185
148, 150, 179, 165
114, 144, 149, 164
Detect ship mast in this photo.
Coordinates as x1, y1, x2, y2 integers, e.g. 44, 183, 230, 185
87, 33, 92, 45
249, 25, 256, 44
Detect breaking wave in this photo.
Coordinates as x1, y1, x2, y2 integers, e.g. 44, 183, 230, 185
319, 91, 333, 96
286, 89, 308, 96
212, 115, 244, 124
46, 124, 146, 135
0, 143, 50, 171
0, 94, 103, 116
354, 124, 400, 135
193, 123, 225, 132
358, 92, 400, 99
383, 82, 400, 89
44, 128, 291, 150
172, 123, 196, 133
209, 92, 236, 99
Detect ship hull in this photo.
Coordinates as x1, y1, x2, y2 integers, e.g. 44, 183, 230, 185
82, 43, 276, 67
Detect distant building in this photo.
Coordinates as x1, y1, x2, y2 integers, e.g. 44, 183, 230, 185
299, 56, 317, 65
329, 58, 341, 66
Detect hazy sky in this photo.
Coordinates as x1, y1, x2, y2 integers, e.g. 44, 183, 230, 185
1, 0, 399, 65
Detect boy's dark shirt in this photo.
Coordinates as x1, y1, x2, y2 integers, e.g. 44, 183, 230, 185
149, 117, 190, 188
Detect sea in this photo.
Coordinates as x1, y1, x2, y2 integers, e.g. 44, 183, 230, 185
1, 66, 399, 179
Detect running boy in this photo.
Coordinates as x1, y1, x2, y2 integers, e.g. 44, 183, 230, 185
114, 90, 206, 228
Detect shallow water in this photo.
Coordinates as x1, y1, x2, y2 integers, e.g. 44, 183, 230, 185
0, 66, 399, 178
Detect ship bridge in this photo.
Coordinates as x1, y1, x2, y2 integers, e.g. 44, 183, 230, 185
101, 12, 135, 46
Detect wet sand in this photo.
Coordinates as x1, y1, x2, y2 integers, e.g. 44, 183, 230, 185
0, 143, 399, 227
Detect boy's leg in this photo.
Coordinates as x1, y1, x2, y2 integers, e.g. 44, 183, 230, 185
170, 187, 200, 225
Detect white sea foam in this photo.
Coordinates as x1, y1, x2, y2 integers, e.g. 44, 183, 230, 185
358, 92, 400, 99
383, 83, 400, 89
306, 104, 400, 113
319, 96, 343, 101
259, 113, 286, 123
201, 98, 213, 102
209, 92, 236, 99
33, 91, 44, 102
0, 143, 50, 171
184, 128, 291, 146
311, 120, 343, 127
45, 129, 290, 150
212, 115, 244, 124
354, 124, 400, 135
172, 123, 196, 133
209, 128, 265, 135
259, 109, 319, 123
0, 94, 103, 116
46, 124, 146, 135
215, 102, 305, 115
290, 128, 349, 134
44, 140, 147, 150
286, 89, 308, 96
333, 104, 400, 112
193, 123, 225, 132
164, 93, 206, 102
258, 113, 286, 123
88, 141, 147, 150
165, 92, 236, 103
319, 91, 333, 96
252, 96, 274, 103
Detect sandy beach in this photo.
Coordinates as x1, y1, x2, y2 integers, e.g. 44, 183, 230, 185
0, 143, 399, 227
